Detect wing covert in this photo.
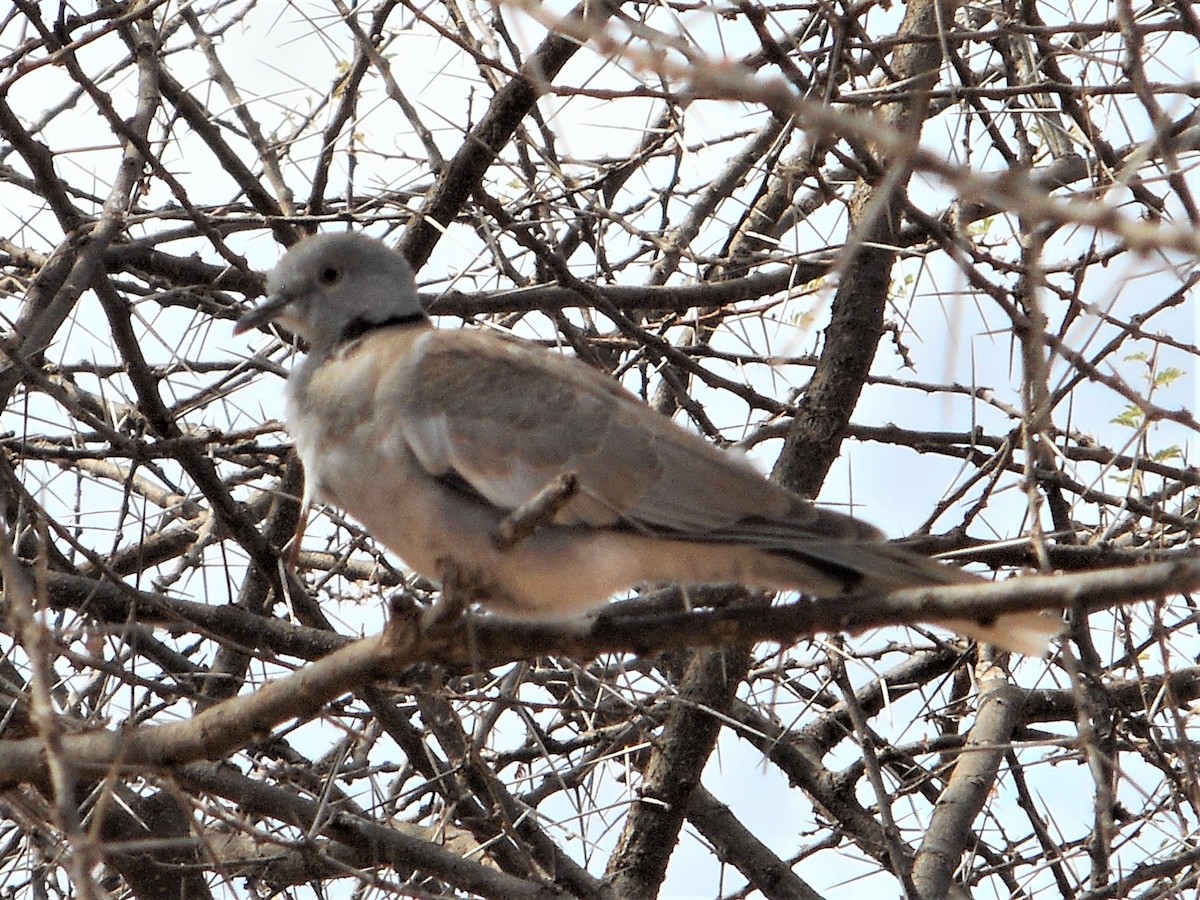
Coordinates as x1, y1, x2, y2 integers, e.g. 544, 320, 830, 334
382, 328, 876, 543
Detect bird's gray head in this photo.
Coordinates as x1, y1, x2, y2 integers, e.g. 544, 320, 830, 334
233, 233, 425, 348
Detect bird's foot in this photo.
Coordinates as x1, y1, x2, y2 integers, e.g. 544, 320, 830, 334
423, 556, 525, 631
418, 558, 468, 631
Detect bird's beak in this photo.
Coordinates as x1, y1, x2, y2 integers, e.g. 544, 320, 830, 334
233, 292, 293, 335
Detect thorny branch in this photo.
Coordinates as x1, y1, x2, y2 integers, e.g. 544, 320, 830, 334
0, 0, 1197, 898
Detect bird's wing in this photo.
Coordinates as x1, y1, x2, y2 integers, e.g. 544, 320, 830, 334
377, 328, 878, 543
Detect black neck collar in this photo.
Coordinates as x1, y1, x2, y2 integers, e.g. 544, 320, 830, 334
337, 311, 427, 344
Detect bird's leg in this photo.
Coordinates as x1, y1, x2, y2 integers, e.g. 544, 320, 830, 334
492, 472, 579, 551
422, 558, 473, 631
426, 556, 534, 628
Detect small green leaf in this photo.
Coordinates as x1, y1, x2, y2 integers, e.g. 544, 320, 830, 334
1111, 407, 1143, 428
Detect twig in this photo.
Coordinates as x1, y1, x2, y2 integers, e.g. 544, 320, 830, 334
493, 473, 579, 551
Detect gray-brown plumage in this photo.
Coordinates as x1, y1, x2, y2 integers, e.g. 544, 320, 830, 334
235, 232, 1059, 654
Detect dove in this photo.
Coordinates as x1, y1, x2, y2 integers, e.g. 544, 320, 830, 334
234, 232, 1059, 654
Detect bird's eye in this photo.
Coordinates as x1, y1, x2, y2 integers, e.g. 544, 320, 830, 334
318, 266, 340, 285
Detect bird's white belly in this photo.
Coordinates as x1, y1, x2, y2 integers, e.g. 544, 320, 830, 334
293, 418, 647, 618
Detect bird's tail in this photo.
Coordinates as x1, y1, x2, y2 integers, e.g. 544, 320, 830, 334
762, 541, 1063, 656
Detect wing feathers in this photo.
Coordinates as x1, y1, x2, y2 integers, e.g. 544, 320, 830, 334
384, 328, 886, 551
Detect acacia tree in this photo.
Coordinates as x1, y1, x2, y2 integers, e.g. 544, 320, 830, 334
0, 0, 1198, 897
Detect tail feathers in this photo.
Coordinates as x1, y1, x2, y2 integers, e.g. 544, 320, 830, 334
938, 611, 1064, 656
769, 541, 1063, 655
781, 540, 981, 593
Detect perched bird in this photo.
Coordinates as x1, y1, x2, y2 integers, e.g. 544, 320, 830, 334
235, 232, 1058, 654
